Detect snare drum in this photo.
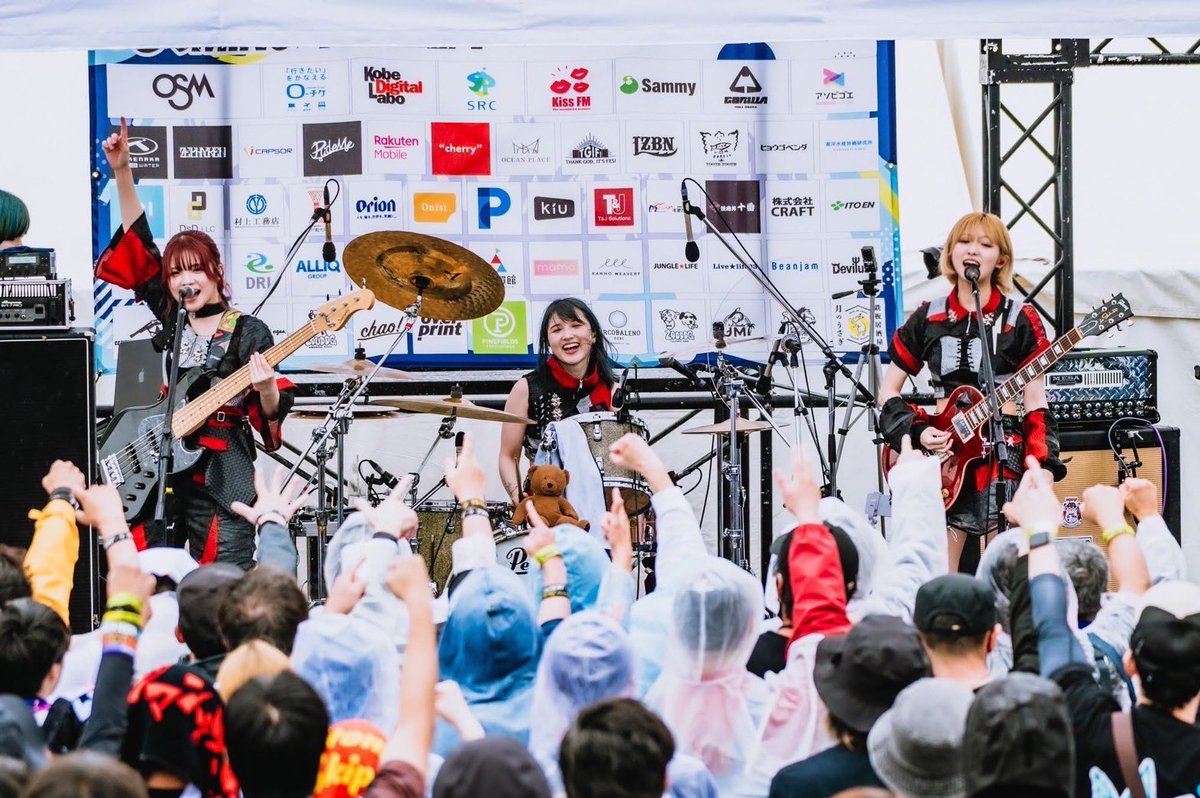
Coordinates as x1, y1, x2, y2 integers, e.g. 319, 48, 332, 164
572, 411, 652, 515
493, 522, 532, 576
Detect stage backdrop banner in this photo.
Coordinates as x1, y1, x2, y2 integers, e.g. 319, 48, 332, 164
89, 43, 901, 373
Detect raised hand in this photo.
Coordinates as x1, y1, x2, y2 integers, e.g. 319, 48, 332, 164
774, 448, 822, 525
101, 116, 131, 173
385, 554, 432, 604
230, 465, 312, 527
893, 434, 926, 467
324, 562, 367, 615
1120, 478, 1159, 520
601, 487, 633, 574
1081, 484, 1127, 531
608, 433, 664, 477
521, 502, 557, 559
42, 460, 86, 497
1001, 456, 1062, 529
352, 474, 418, 540
73, 484, 129, 535
444, 432, 485, 502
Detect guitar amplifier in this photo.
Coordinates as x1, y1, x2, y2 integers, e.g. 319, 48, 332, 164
1045, 348, 1158, 428
0, 278, 74, 329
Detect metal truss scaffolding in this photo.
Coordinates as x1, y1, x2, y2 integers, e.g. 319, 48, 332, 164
980, 38, 1200, 337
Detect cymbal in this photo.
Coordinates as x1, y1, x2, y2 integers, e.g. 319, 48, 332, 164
659, 335, 769, 360
683, 418, 786, 435
293, 403, 398, 419
375, 396, 533, 425
308, 358, 416, 381
342, 231, 504, 321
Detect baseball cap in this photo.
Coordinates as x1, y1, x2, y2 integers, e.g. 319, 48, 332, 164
914, 574, 997, 636
1130, 581, 1200, 679
176, 563, 243, 659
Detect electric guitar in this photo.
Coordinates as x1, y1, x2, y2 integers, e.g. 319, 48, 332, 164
98, 290, 375, 522
881, 294, 1133, 508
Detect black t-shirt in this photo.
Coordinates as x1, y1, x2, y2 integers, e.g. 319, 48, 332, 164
888, 289, 1049, 399
768, 744, 885, 798
1054, 664, 1200, 797
746, 630, 789, 677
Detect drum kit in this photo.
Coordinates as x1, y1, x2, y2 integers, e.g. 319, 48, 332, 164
288, 229, 808, 596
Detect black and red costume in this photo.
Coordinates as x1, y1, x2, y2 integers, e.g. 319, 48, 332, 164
96, 214, 295, 569
521, 358, 613, 458
882, 289, 1066, 534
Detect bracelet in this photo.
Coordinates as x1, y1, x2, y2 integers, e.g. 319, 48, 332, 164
541, 585, 570, 601
461, 506, 490, 520
48, 487, 80, 509
459, 497, 488, 512
107, 592, 144, 615
102, 531, 133, 551
102, 609, 143, 629
533, 543, 562, 565
1102, 523, 1136, 544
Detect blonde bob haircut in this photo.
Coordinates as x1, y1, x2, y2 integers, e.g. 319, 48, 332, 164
939, 212, 1014, 294
215, 639, 291, 703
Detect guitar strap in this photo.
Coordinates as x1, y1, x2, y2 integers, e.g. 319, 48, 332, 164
205, 309, 242, 371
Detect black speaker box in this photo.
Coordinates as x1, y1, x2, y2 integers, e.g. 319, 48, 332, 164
0, 330, 100, 632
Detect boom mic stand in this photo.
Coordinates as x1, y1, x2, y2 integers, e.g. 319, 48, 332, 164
965, 271, 1009, 534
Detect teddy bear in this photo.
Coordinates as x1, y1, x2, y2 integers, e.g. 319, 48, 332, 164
510, 463, 589, 530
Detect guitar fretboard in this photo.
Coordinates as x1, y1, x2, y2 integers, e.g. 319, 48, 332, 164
961, 328, 1084, 432
171, 320, 320, 437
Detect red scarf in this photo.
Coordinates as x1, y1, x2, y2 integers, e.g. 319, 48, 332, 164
546, 357, 612, 410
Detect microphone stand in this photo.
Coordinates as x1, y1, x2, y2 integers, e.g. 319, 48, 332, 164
682, 180, 873, 497
966, 273, 1009, 534
152, 298, 192, 527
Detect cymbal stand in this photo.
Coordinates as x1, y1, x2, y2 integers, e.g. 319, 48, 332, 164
287, 285, 425, 597
776, 322, 820, 454
712, 348, 750, 572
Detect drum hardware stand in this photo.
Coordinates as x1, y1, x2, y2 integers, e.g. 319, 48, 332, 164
286, 281, 426, 598
966, 269, 1010, 534
772, 321, 824, 457
711, 346, 751, 572
830, 247, 889, 523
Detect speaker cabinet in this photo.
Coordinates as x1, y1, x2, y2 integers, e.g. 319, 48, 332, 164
0, 330, 100, 632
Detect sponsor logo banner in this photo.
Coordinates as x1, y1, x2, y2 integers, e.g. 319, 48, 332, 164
266, 61, 350, 115
172, 125, 232, 179
765, 238, 825, 293
495, 123, 555, 175
528, 241, 584, 295
587, 240, 643, 293
113, 124, 168, 178
527, 182, 581, 235
647, 238, 703, 293
469, 183, 522, 235
825, 177, 881, 233
302, 121, 362, 177
614, 59, 702, 113
347, 180, 404, 235
709, 300, 767, 351
625, 120, 686, 173
106, 65, 259, 119
818, 117, 879, 173
642, 178, 690, 235
288, 242, 349, 299
756, 121, 816, 174
438, 63, 526, 115
229, 184, 285, 238
593, 301, 647, 355
229, 242, 282, 300
831, 298, 885, 349
470, 242, 525, 294
237, 123, 298, 179
651, 299, 707, 351
171, 185, 225, 237
689, 122, 749, 173
764, 179, 822, 235
528, 62, 613, 114
431, 122, 491, 176
472, 300, 528, 355
826, 237, 883, 294
559, 120, 620, 175
792, 59, 878, 114
365, 120, 426, 175
103, 183, 165, 239
590, 185, 637, 231
409, 181, 462, 234
704, 179, 761, 234
702, 61, 788, 114
351, 59, 435, 114
707, 235, 762, 293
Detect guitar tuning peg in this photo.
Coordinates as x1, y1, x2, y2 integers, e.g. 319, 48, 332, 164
1125, 319, 1134, 329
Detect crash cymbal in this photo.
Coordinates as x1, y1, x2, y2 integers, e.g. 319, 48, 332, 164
683, 418, 786, 435
308, 358, 416, 381
375, 396, 533, 425
293, 403, 398, 419
342, 231, 504, 321
658, 335, 769, 360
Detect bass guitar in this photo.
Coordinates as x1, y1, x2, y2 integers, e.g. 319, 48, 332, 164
881, 293, 1133, 507
98, 290, 375, 521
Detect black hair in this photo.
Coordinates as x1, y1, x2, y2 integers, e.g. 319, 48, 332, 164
225, 672, 330, 798
217, 567, 308, 656
0, 546, 31, 605
776, 524, 859, 622
1137, 662, 1200, 711
560, 698, 674, 798
24, 751, 146, 798
919, 628, 992, 657
0, 598, 69, 698
177, 563, 243, 660
537, 298, 616, 387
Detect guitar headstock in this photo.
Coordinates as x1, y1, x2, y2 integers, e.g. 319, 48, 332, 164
309, 290, 376, 333
1078, 293, 1133, 339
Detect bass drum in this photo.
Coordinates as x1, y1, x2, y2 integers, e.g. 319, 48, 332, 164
558, 411, 653, 516
413, 500, 511, 594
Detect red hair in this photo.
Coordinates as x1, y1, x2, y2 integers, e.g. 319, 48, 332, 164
160, 230, 231, 311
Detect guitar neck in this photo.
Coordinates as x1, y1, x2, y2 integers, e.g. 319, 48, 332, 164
962, 327, 1084, 431
171, 320, 318, 437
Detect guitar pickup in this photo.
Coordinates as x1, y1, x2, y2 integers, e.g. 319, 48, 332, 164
100, 454, 125, 486
951, 415, 974, 441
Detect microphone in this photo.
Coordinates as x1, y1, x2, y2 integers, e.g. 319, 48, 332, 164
756, 330, 785, 395
322, 184, 336, 264
177, 285, 199, 300
660, 356, 703, 386
964, 264, 981, 283
712, 321, 726, 349
681, 181, 699, 264
612, 367, 631, 410
364, 458, 399, 490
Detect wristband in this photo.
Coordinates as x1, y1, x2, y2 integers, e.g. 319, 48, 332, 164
1102, 523, 1136, 544
459, 498, 488, 512
102, 531, 133, 551
533, 544, 562, 565
461, 506, 490, 520
48, 487, 80, 509
107, 592, 144, 615
103, 609, 143, 629
541, 585, 569, 601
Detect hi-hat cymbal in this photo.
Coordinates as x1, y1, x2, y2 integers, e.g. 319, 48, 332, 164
683, 418, 786, 435
308, 358, 416, 381
375, 396, 533, 425
342, 231, 504, 321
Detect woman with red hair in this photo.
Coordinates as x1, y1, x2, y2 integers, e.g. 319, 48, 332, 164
95, 117, 295, 570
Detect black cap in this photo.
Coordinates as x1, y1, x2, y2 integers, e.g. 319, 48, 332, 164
177, 563, 243, 659
1129, 583, 1200, 681
914, 574, 996, 636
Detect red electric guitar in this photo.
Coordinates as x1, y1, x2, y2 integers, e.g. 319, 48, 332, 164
881, 294, 1133, 508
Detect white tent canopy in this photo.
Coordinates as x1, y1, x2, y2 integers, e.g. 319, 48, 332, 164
5, 0, 1200, 50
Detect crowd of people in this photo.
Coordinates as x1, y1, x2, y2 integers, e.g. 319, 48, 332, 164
0, 425, 1197, 798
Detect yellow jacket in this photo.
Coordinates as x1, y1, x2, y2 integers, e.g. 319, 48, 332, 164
24, 499, 79, 627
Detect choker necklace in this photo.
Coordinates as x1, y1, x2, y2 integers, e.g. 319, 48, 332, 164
190, 303, 225, 319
